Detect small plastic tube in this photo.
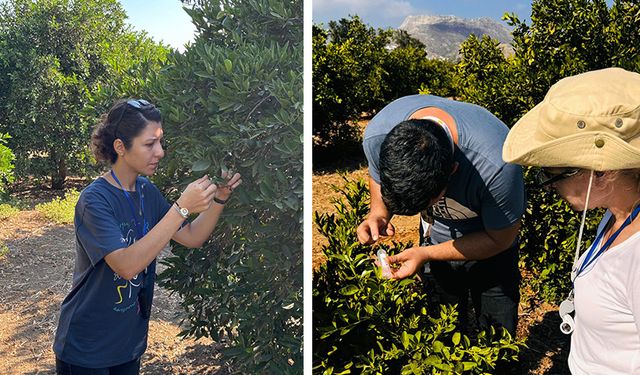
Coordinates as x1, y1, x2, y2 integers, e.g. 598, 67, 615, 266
377, 249, 393, 279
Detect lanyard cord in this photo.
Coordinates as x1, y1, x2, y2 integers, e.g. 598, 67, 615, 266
110, 170, 147, 239
575, 203, 640, 278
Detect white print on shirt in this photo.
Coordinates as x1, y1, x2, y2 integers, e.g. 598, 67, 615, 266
113, 226, 143, 306
429, 197, 478, 221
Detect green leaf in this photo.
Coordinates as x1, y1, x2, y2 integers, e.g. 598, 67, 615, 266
401, 331, 410, 348
452, 332, 461, 345
192, 159, 211, 172
339, 285, 359, 296
432, 340, 444, 353
224, 59, 233, 72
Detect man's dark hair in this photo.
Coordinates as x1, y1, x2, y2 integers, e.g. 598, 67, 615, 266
379, 119, 454, 215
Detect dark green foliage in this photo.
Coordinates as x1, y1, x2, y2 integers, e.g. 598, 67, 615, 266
85, 32, 170, 118
504, 0, 611, 108
608, 0, 640, 71
312, 16, 458, 148
0, 0, 169, 188
153, 0, 302, 373
455, 35, 532, 127
312, 18, 390, 146
314, 178, 521, 374
0, 133, 15, 194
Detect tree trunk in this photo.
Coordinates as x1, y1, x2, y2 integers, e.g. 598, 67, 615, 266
51, 155, 66, 190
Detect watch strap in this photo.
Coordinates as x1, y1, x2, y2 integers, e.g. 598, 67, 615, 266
213, 196, 228, 205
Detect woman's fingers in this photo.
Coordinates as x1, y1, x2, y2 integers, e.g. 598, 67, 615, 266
226, 173, 242, 188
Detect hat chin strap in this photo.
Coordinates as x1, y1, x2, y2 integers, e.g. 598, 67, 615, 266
571, 170, 595, 281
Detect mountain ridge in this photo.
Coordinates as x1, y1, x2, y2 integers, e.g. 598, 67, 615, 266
398, 15, 513, 60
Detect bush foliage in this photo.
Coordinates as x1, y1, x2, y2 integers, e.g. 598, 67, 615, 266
0, 0, 168, 188
152, 0, 302, 373
0, 133, 15, 194
313, 178, 521, 374
0, 203, 19, 220
312, 16, 456, 147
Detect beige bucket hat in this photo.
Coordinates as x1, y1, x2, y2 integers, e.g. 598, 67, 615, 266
503, 67, 640, 171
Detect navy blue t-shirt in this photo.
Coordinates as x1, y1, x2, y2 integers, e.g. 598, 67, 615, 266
53, 176, 171, 367
363, 95, 526, 245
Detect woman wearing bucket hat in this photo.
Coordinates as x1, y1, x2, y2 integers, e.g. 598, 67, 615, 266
503, 67, 640, 374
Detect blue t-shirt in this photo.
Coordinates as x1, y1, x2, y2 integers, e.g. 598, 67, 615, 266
53, 176, 171, 367
363, 95, 526, 245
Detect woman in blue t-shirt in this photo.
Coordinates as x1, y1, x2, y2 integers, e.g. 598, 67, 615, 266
53, 99, 241, 374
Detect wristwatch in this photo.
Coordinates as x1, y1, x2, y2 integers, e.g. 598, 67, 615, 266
174, 201, 189, 219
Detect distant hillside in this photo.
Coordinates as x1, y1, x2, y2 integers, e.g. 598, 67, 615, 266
398, 15, 513, 60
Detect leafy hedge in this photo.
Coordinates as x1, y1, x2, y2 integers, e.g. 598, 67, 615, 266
312, 17, 457, 147
152, 0, 302, 373
0, 133, 15, 194
313, 178, 520, 374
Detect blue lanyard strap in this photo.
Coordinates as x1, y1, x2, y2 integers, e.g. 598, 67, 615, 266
110, 170, 147, 239
577, 205, 640, 276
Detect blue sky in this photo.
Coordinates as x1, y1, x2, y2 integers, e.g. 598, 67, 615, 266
313, 0, 613, 29
119, 0, 196, 51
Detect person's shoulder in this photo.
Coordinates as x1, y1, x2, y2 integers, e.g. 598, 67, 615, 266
80, 177, 111, 199
365, 95, 436, 140
75, 177, 115, 213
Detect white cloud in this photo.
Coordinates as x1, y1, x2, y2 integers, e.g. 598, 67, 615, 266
313, 0, 423, 28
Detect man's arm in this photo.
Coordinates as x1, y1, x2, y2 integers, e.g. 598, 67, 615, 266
357, 177, 395, 244
387, 220, 521, 279
434, 220, 520, 260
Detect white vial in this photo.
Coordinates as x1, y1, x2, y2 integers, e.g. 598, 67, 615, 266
377, 249, 393, 279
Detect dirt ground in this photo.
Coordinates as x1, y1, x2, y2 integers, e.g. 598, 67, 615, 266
312, 160, 570, 374
0, 181, 226, 374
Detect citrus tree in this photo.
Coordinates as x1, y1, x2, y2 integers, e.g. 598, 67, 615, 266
152, 0, 303, 373
0, 133, 14, 195
0, 0, 168, 188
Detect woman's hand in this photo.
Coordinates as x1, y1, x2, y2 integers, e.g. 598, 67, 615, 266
176, 175, 217, 213
214, 169, 242, 202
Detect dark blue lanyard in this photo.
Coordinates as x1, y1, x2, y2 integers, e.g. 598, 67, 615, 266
110, 170, 147, 239
577, 205, 640, 277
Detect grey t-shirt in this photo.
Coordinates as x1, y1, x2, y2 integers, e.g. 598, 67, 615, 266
363, 95, 525, 245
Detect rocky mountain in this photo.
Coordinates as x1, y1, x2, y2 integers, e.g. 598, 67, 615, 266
398, 15, 513, 60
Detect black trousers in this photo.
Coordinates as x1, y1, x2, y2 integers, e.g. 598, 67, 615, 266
423, 244, 521, 337
56, 357, 141, 375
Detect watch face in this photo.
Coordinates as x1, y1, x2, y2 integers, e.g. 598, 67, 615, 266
180, 207, 188, 216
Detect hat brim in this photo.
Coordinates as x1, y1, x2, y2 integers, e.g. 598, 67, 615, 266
503, 103, 640, 171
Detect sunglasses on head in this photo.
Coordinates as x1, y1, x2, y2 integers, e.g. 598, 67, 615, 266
127, 99, 152, 109
113, 99, 155, 137
533, 168, 580, 189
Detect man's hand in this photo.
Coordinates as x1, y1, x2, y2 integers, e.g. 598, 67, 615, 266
387, 247, 427, 280
357, 216, 395, 245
